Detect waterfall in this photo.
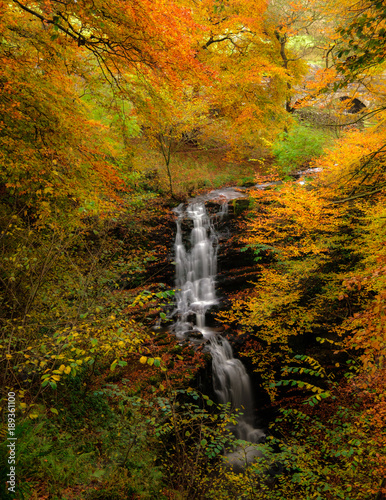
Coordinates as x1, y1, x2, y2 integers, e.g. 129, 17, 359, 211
172, 195, 265, 458
173, 202, 219, 337
210, 336, 265, 443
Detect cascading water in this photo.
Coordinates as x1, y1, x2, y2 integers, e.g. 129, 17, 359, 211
173, 202, 220, 338
172, 195, 265, 461
210, 336, 265, 444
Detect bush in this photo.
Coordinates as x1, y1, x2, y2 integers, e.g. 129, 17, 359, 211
272, 124, 333, 174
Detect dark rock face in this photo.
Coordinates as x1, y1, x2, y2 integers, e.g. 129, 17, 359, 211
216, 202, 259, 296
188, 330, 204, 340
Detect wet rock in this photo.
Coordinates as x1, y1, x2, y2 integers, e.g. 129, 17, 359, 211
188, 330, 204, 340
211, 326, 225, 334
229, 198, 250, 215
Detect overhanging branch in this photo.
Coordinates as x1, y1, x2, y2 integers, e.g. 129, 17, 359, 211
328, 184, 386, 204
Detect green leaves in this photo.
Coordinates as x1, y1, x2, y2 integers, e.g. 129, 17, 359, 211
110, 359, 127, 371
335, 0, 386, 79
139, 356, 164, 370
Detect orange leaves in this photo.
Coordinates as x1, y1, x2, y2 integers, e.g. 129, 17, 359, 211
111, 0, 308, 162
0, 3, 129, 219
342, 264, 386, 378
11, 0, 205, 86
313, 125, 386, 196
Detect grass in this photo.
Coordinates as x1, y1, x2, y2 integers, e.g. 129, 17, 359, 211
271, 122, 335, 175
130, 139, 267, 199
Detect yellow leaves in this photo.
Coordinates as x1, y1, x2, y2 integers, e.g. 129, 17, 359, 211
314, 125, 386, 203
247, 183, 342, 260
137, 0, 298, 158
20, 317, 148, 387
139, 356, 163, 369
303, 67, 338, 95
57, 364, 72, 374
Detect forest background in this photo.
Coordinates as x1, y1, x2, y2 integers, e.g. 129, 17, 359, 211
1, 0, 386, 498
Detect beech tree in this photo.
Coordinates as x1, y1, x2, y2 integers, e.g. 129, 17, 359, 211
9, 0, 203, 85
133, 83, 208, 197
188, 0, 305, 157
335, 0, 386, 83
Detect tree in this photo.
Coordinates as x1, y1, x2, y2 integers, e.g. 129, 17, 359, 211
0, 0, 211, 318
9, 0, 203, 86
266, 0, 324, 112
334, 0, 386, 83
0, 3, 127, 218
189, 0, 306, 157
133, 82, 208, 198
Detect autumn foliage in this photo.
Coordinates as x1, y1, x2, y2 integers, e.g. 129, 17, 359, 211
1, 0, 386, 498
218, 121, 386, 498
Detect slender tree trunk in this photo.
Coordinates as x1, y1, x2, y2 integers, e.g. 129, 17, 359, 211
165, 157, 174, 198
158, 132, 175, 198
275, 30, 293, 113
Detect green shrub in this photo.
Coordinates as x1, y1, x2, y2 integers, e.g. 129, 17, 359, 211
0, 386, 165, 500
272, 124, 333, 174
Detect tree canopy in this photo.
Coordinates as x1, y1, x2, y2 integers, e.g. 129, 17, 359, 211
1, 0, 386, 498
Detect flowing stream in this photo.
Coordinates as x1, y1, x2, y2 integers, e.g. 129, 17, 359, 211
173, 202, 219, 338
172, 194, 265, 456
171, 178, 323, 469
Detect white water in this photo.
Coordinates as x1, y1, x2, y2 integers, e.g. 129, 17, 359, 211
210, 336, 265, 443
173, 202, 221, 338
172, 198, 265, 459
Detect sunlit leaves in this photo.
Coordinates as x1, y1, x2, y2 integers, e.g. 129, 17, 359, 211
10, 0, 204, 85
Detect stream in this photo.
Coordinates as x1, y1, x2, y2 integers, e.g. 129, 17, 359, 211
171, 190, 265, 469
167, 170, 321, 470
